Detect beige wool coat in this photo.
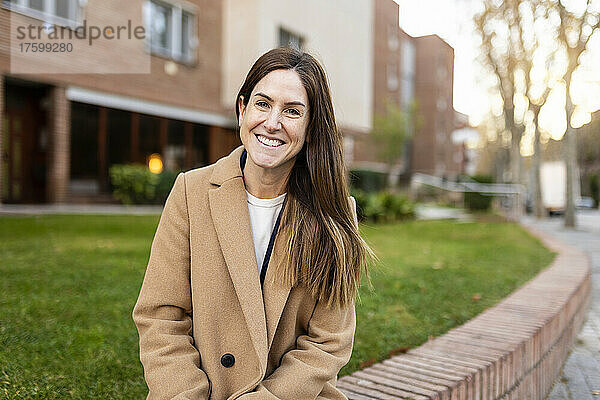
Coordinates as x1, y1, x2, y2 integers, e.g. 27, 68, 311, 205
132, 145, 358, 400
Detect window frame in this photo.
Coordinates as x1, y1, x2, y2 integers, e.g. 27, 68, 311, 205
144, 0, 198, 65
1, 0, 84, 29
386, 62, 399, 92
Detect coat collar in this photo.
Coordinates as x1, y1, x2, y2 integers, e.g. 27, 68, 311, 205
208, 145, 293, 376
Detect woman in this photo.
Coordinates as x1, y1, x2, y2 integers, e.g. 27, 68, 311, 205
133, 47, 374, 400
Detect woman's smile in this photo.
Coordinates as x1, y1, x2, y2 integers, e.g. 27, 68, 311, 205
255, 133, 285, 148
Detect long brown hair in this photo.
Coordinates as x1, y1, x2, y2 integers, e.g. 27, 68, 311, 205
236, 47, 375, 308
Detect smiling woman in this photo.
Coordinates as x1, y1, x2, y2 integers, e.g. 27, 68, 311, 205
132, 47, 376, 400
237, 68, 309, 198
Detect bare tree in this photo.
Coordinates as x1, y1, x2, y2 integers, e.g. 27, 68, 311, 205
513, 0, 556, 218
475, 0, 557, 217
475, 1, 525, 185
547, 0, 600, 227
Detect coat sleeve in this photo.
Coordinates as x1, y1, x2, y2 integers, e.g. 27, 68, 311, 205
132, 172, 211, 400
238, 196, 359, 400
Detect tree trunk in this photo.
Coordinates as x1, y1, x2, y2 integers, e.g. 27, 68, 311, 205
505, 109, 522, 184
510, 134, 521, 184
532, 106, 544, 218
564, 75, 577, 228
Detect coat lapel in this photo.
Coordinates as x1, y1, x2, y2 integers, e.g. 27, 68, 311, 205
262, 230, 293, 350
208, 145, 294, 368
208, 146, 268, 374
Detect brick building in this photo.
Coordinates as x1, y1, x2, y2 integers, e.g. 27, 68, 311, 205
1, 0, 374, 204
0, 0, 460, 204
412, 34, 458, 178
0, 0, 237, 204
352, 0, 461, 181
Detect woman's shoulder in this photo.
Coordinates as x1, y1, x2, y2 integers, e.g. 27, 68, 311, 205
178, 164, 217, 194
183, 164, 215, 180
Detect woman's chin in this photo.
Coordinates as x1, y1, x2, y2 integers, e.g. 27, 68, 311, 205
252, 157, 281, 170
248, 148, 284, 169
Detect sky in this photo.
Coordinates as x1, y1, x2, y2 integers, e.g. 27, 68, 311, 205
396, 0, 487, 124
396, 0, 600, 149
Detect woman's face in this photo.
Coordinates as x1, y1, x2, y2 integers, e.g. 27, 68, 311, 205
238, 69, 309, 174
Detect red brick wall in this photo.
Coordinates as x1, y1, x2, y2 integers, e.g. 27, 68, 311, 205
412, 35, 455, 177
0, 0, 224, 115
373, 0, 401, 119
350, 0, 402, 167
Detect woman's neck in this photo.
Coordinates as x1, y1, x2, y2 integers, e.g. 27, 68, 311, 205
243, 158, 292, 199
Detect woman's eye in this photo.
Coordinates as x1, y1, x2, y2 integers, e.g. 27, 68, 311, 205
256, 101, 269, 108
286, 108, 301, 116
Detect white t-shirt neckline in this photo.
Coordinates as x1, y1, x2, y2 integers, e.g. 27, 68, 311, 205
245, 190, 287, 207
245, 190, 286, 278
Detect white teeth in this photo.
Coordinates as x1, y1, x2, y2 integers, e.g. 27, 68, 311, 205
256, 135, 284, 147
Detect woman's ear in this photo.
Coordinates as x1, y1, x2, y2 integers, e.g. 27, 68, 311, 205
237, 96, 245, 127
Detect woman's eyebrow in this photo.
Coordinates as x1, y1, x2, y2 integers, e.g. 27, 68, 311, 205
255, 92, 306, 108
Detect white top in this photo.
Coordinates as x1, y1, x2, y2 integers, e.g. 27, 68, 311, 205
245, 190, 287, 276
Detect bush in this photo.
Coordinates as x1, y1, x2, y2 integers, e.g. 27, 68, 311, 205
350, 188, 415, 223
109, 164, 179, 205
376, 191, 415, 222
349, 169, 388, 193
464, 175, 494, 211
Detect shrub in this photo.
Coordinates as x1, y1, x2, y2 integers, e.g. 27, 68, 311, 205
376, 191, 415, 222
109, 164, 179, 205
350, 188, 415, 223
464, 175, 494, 211
349, 169, 388, 193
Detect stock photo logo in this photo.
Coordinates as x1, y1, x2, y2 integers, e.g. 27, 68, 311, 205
6, 1, 151, 74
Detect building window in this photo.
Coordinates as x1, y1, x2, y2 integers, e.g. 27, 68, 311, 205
387, 63, 399, 92
437, 65, 448, 81
437, 96, 448, 111
387, 22, 398, 51
279, 27, 303, 50
400, 39, 416, 108
2, 0, 83, 27
143, 0, 197, 64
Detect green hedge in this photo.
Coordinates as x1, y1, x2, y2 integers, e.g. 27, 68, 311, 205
351, 189, 415, 223
464, 175, 494, 211
349, 169, 388, 193
109, 164, 179, 205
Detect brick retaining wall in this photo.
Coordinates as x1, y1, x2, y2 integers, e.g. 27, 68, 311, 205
338, 224, 592, 400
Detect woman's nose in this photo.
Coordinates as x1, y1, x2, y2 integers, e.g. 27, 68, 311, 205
264, 110, 282, 131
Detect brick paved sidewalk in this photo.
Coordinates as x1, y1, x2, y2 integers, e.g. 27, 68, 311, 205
522, 214, 600, 400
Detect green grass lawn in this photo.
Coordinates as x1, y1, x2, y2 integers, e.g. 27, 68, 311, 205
0, 215, 554, 399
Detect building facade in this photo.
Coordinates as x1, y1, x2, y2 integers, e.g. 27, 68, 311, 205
351, 0, 461, 181
0, 0, 461, 204
411, 34, 457, 178
222, 0, 374, 153
1, 0, 376, 204
1, 0, 237, 204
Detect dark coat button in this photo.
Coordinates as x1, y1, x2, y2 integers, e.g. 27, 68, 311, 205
221, 353, 235, 368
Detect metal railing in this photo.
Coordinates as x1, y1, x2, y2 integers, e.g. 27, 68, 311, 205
410, 173, 527, 220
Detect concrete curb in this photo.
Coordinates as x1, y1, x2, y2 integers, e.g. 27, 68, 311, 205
338, 223, 592, 400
